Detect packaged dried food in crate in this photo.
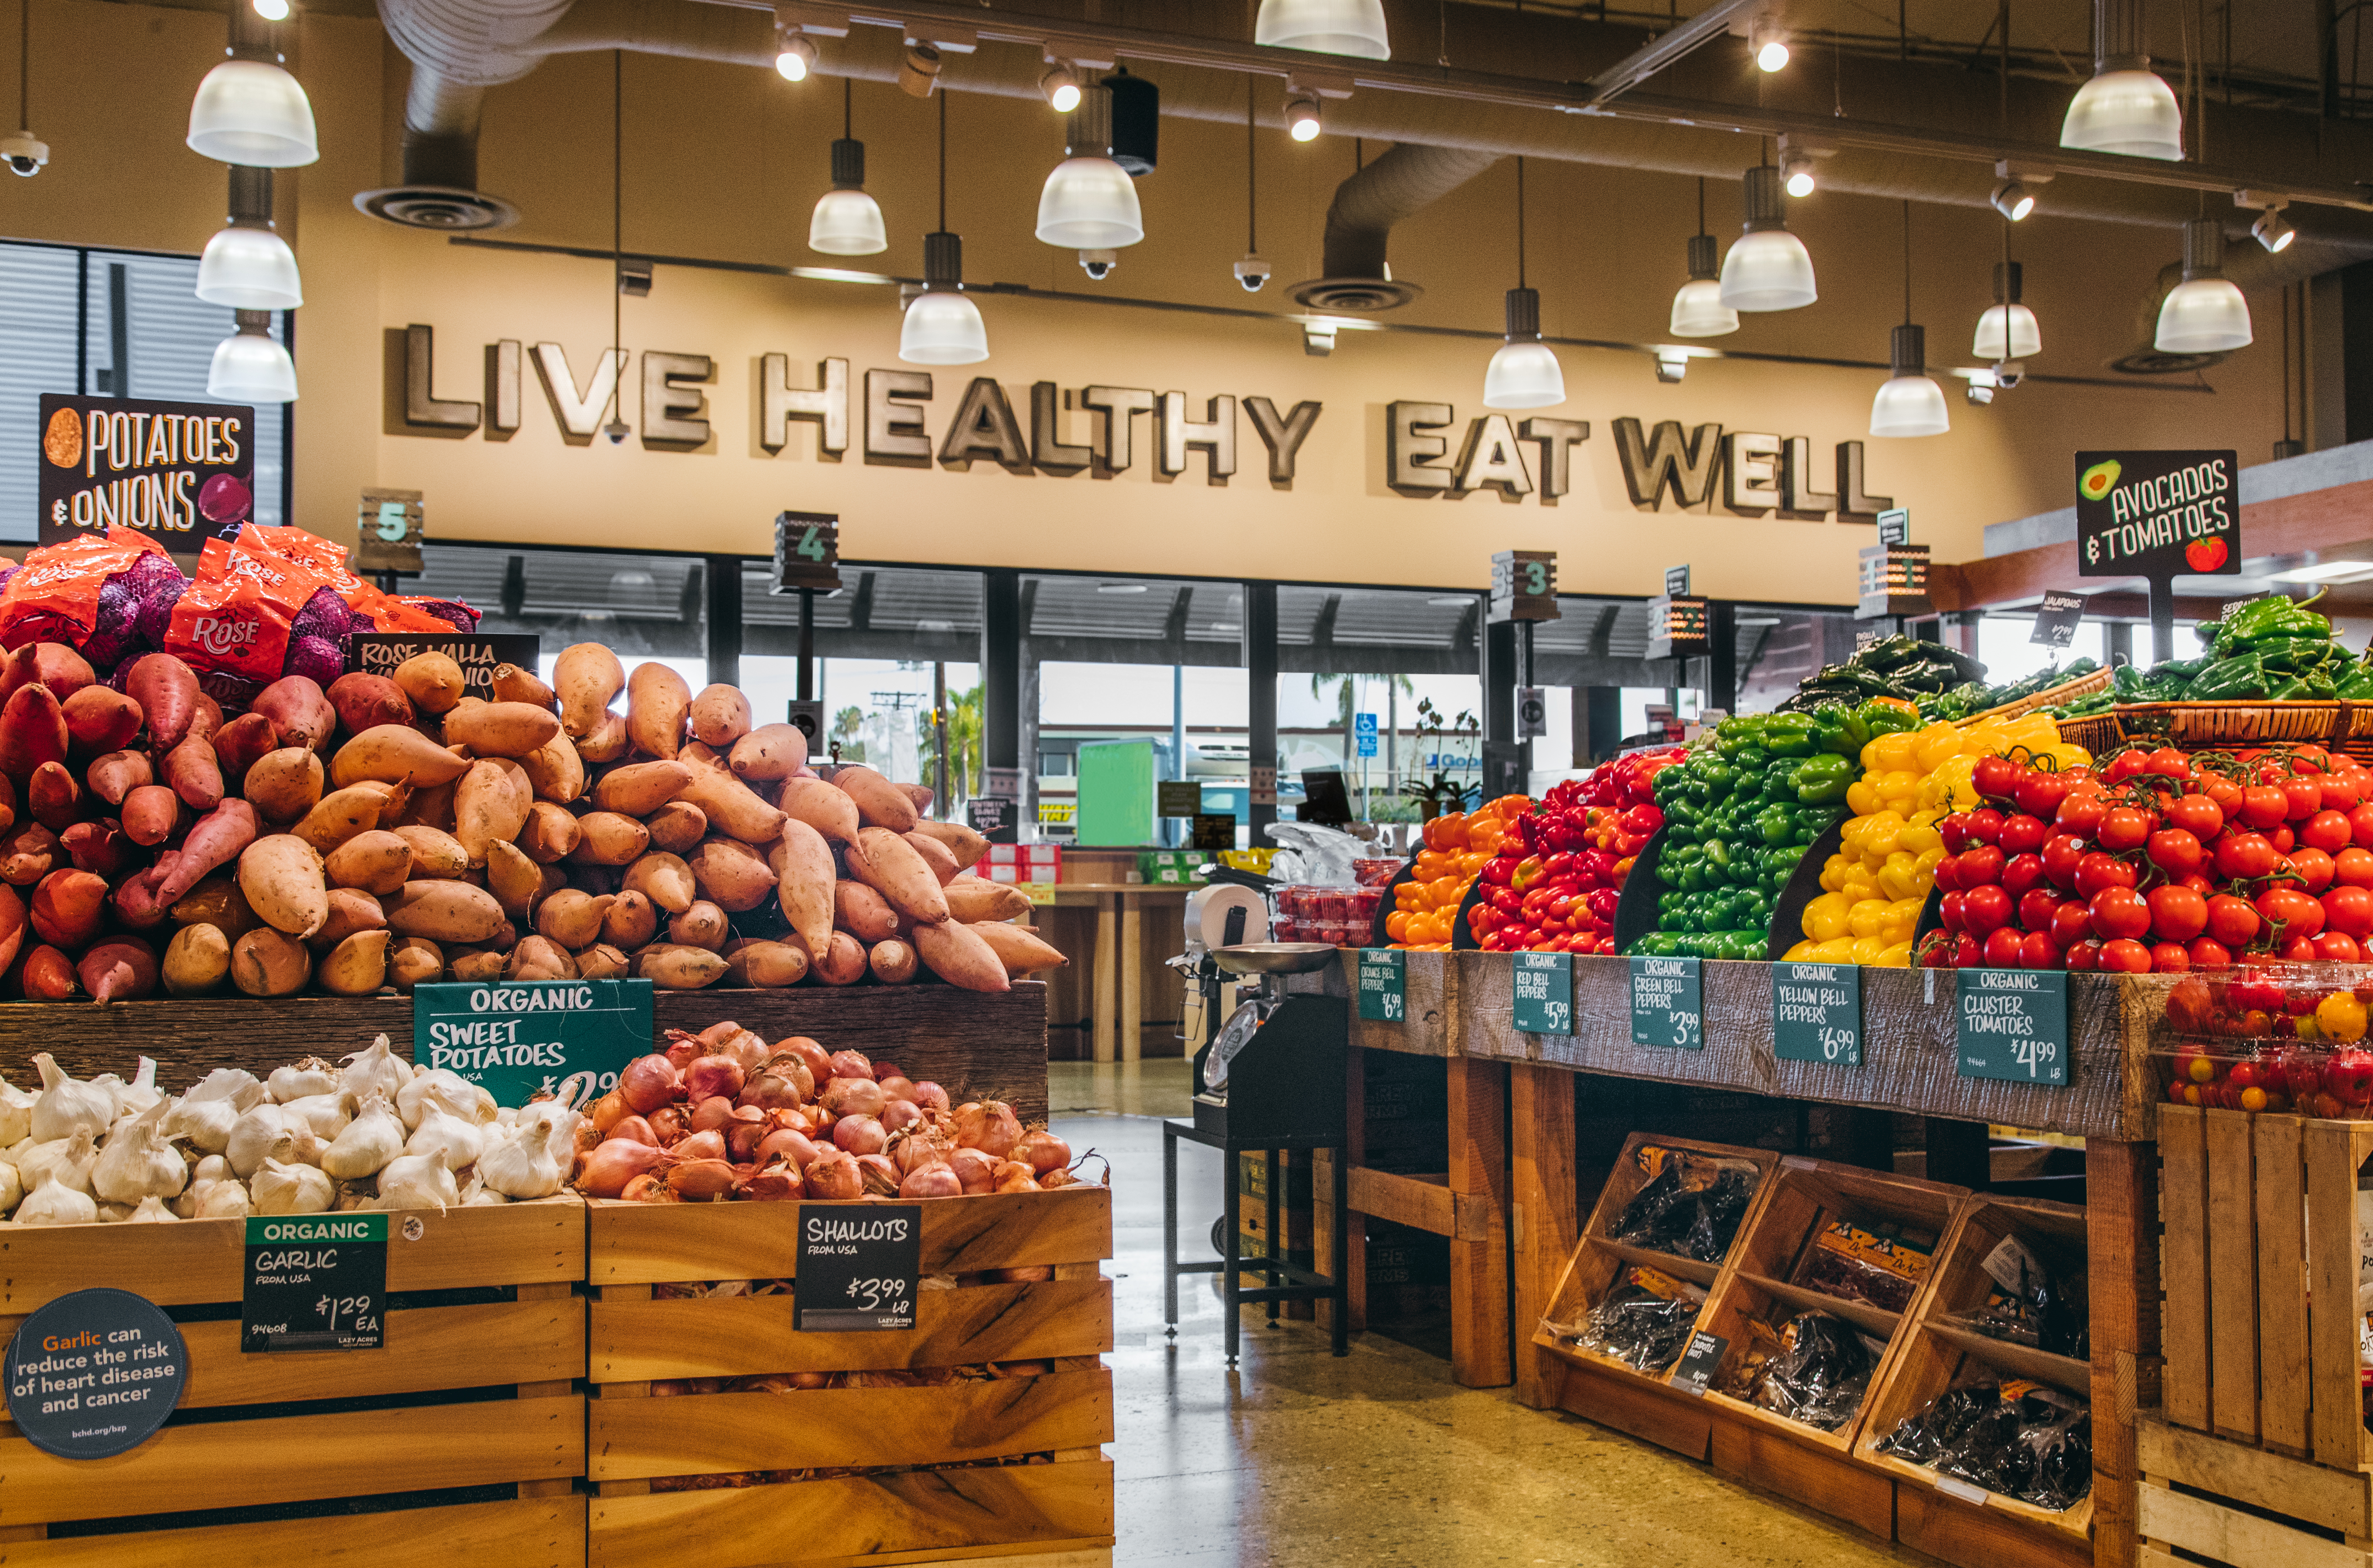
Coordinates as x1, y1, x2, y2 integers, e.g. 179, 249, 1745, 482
1874, 1377, 2093, 1513
1954, 1233, 2089, 1360
1540, 1264, 1706, 1374
1607, 1145, 1764, 1263
1719, 1310, 1883, 1433
1792, 1217, 1936, 1314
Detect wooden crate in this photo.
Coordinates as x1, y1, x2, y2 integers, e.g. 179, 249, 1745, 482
2137, 1413, 2373, 1568
1531, 1133, 1782, 1459
586, 1188, 1116, 1568
1693, 1157, 1966, 1539
1854, 1193, 2096, 1568
0, 1196, 586, 1564
2159, 1106, 2373, 1467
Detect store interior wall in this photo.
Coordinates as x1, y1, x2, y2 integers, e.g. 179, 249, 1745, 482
0, 0, 2301, 605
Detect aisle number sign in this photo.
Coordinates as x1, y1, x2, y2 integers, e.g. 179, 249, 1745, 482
1513, 951, 1572, 1034
1357, 949, 1406, 1022
1630, 955, 1703, 1049
1771, 963, 1861, 1066
1957, 969, 2069, 1085
770, 510, 842, 593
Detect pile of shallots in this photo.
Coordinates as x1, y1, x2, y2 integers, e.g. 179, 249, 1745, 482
0, 1037, 579, 1226
573, 1021, 1081, 1202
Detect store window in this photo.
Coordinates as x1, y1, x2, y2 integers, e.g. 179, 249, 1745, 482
407, 544, 709, 692
1278, 585, 1480, 821
1976, 616, 2110, 685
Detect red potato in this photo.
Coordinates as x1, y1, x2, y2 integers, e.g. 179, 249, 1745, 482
0, 821, 58, 885
913, 918, 1012, 993
164, 734, 224, 810
59, 818, 134, 879
0, 683, 68, 781
27, 762, 78, 833
327, 672, 412, 735
968, 920, 1070, 976
0, 644, 93, 706
779, 777, 859, 843
210, 712, 277, 784
61, 686, 141, 755
869, 937, 919, 985
910, 819, 990, 870
86, 751, 150, 807
188, 693, 223, 747
729, 722, 807, 782
140, 798, 259, 914
810, 930, 868, 986
902, 831, 961, 886
121, 785, 183, 847
834, 880, 900, 943
846, 827, 949, 923
31, 867, 107, 948
252, 676, 336, 752
125, 653, 199, 752
833, 764, 919, 832
78, 937, 157, 1004
21, 943, 76, 999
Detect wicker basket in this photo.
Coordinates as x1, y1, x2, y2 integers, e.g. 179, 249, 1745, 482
2055, 711, 2124, 758
2112, 701, 2350, 748
1959, 667, 2115, 725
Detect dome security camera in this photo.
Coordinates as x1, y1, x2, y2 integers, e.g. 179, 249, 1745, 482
2, 131, 49, 177
1234, 252, 1271, 292
603, 418, 630, 446
1078, 248, 1116, 280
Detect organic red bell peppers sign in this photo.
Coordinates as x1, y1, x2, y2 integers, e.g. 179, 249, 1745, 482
2075, 449, 2238, 579
37, 394, 258, 550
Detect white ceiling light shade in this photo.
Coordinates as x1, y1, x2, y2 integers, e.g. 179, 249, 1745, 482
900, 231, 987, 364
186, 56, 318, 167
810, 137, 884, 254
1972, 260, 2041, 361
207, 310, 296, 403
2155, 217, 2252, 353
197, 223, 302, 310
1719, 166, 1816, 312
1483, 286, 1564, 409
1670, 233, 1737, 337
1871, 323, 1949, 438
251, 0, 290, 20
1035, 84, 1142, 250
1254, 0, 1390, 59
2060, 0, 2183, 161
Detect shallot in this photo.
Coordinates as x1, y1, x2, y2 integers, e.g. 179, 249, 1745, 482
804, 1148, 863, 1199
832, 1115, 886, 1157
1014, 1129, 1072, 1176
744, 1162, 802, 1201
879, 1099, 924, 1133
909, 1080, 952, 1114
954, 1100, 1022, 1159
777, 1036, 830, 1082
947, 1147, 998, 1195
856, 1153, 900, 1196
619, 1054, 678, 1116
667, 1160, 739, 1200
580, 1138, 673, 1198
684, 1054, 747, 1104
756, 1128, 820, 1170
900, 1163, 962, 1198
826, 1049, 873, 1081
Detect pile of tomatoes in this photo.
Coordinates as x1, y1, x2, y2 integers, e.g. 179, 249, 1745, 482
1922, 742, 2373, 973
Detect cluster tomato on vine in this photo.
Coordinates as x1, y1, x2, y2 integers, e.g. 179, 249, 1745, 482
1919, 742, 2373, 974
1467, 751, 1681, 955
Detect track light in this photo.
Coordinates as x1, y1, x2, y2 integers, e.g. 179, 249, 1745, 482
1990, 178, 2034, 221
1285, 91, 1321, 141
1303, 322, 1336, 356
1719, 165, 1816, 312
1963, 369, 1997, 406
2249, 197, 2295, 253
2155, 218, 2251, 354
1871, 324, 1949, 438
897, 43, 940, 97
1781, 151, 1817, 199
1255, 0, 1390, 60
1751, 17, 1789, 71
1039, 63, 1081, 112
775, 31, 815, 80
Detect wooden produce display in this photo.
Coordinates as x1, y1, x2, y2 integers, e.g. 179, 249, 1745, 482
584, 1187, 1116, 1568
1532, 1133, 1781, 1460
1855, 1193, 2095, 1568
0, 1196, 585, 1564
1692, 1159, 1966, 1540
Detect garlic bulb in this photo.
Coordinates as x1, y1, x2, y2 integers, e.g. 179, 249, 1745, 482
0, 1072, 36, 1147
186, 1067, 267, 1112
405, 1106, 484, 1173
16, 1166, 98, 1226
91, 1098, 186, 1205
227, 1104, 294, 1178
112, 1057, 163, 1116
476, 1118, 562, 1199
279, 1093, 352, 1142
321, 1092, 404, 1180
268, 1057, 339, 1103
397, 1069, 494, 1132
374, 1152, 458, 1212
340, 1035, 412, 1104
458, 1172, 509, 1206
96, 1201, 136, 1223
30, 1054, 112, 1143
195, 1178, 253, 1218
18, 1128, 98, 1196
251, 1157, 334, 1215
0, 1160, 22, 1216
174, 1154, 233, 1218
168, 1096, 238, 1156
126, 1195, 179, 1222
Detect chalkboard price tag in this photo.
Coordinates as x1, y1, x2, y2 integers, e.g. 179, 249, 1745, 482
796, 1204, 922, 1331
2028, 590, 2086, 649
242, 1213, 388, 1353
1957, 969, 2069, 1086
413, 977, 655, 1107
347, 633, 540, 705
5, 1287, 188, 1458
1629, 954, 1703, 1050
1357, 948, 1406, 1022
1671, 1330, 1728, 1396
1512, 950, 1573, 1035
1772, 962, 1862, 1066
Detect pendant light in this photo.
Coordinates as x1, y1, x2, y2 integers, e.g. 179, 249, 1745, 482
900, 93, 987, 365
601, 49, 628, 444
1254, 0, 1390, 60
809, 80, 885, 255
186, 3, 315, 168
207, 310, 296, 402
2060, 0, 2183, 160
1972, 262, 2041, 361
1034, 81, 1142, 250
1669, 178, 1737, 337
2155, 217, 2252, 353
1719, 163, 1816, 312
1483, 158, 1563, 409
1871, 203, 1948, 438
197, 166, 301, 309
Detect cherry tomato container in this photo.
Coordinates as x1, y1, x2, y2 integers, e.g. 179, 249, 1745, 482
2156, 962, 2373, 1113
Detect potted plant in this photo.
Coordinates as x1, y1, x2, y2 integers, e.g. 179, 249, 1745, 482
1399, 698, 1481, 821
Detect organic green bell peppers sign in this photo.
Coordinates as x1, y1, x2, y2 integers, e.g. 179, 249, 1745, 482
1772, 962, 1861, 1066
412, 978, 655, 1105
1512, 951, 1572, 1035
1629, 954, 1702, 1049
1957, 969, 2069, 1086
1357, 949, 1406, 1023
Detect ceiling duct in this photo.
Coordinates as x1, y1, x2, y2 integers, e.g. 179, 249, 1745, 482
1289, 142, 1500, 312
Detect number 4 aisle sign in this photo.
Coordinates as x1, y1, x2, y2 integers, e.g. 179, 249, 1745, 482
771, 510, 842, 593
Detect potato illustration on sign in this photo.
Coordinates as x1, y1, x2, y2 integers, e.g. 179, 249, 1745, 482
41, 407, 80, 469
2077, 458, 2120, 502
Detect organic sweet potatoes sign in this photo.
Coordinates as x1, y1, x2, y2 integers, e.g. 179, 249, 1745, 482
37, 394, 257, 549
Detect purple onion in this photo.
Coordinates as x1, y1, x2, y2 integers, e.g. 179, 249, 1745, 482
289, 587, 353, 646
81, 579, 139, 666
282, 634, 345, 687
416, 599, 480, 633
134, 577, 186, 648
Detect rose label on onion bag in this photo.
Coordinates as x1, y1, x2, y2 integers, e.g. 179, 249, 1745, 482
796, 1204, 921, 1332
5, 1287, 188, 1458
412, 977, 654, 1107
1957, 969, 2069, 1086
241, 1213, 388, 1353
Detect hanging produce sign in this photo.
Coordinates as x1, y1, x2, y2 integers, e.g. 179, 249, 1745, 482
2029, 590, 2086, 648
1772, 962, 1861, 1066
1357, 948, 1406, 1022
1957, 969, 2069, 1086
1630, 954, 1703, 1049
1488, 549, 1559, 623
242, 1214, 388, 1353
38, 393, 258, 549
347, 632, 540, 703
5, 1287, 188, 1458
412, 977, 655, 1106
796, 1204, 921, 1331
2076, 449, 2238, 579
354, 488, 425, 574
1512, 950, 1573, 1034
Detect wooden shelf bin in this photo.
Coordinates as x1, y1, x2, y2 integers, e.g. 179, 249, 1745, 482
585, 1188, 1116, 1568
0, 1196, 587, 1566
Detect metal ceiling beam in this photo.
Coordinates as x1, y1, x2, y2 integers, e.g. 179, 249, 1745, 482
1583, 0, 1767, 105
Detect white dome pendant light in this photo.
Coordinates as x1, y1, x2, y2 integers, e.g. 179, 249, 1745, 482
1254, 0, 1390, 59
1035, 81, 1142, 251
1670, 179, 1738, 337
197, 166, 301, 310
1871, 202, 1948, 438
186, 2, 315, 167
900, 93, 987, 365
1972, 261, 2041, 362
2060, 0, 2184, 159
1483, 157, 1563, 409
809, 80, 885, 255
1719, 163, 1816, 312
207, 310, 296, 403
2155, 217, 2252, 354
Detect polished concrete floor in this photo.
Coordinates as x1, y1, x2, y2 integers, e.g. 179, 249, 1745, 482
1048, 1062, 1909, 1567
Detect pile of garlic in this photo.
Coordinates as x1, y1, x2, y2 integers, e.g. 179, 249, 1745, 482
0, 1038, 582, 1227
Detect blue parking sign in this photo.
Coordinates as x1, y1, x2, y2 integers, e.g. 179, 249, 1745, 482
1355, 713, 1378, 758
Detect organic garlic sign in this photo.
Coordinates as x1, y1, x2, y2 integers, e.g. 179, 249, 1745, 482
36, 393, 258, 550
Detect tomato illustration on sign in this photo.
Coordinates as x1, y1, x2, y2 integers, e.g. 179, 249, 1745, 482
2186, 535, 2229, 572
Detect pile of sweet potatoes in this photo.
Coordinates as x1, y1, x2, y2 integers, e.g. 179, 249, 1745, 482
0, 639, 1068, 1002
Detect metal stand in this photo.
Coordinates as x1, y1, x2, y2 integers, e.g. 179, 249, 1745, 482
1162, 1119, 1348, 1365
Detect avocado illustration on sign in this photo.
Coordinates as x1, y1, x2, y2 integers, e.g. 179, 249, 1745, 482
2078, 458, 2120, 502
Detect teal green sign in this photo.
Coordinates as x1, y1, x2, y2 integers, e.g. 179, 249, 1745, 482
1772, 962, 1861, 1066
1957, 969, 2069, 1086
412, 978, 655, 1105
1357, 949, 1406, 1022
1629, 954, 1702, 1049
1512, 951, 1573, 1035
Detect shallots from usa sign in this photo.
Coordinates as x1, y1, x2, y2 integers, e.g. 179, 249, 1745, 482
412, 978, 654, 1106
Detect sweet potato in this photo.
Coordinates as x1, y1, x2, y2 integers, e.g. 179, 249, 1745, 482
0, 820, 58, 885
77, 936, 158, 1004
644, 800, 706, 855
0, 643, 93, 706
61, 686, 141, 755
0, 683, 68, 781
870, 937, 919, 986
316, 928, 390, 995
910, 819, 990, 871
331, 725, 473, 791
85, 749, 152, 808
0, 882, 27, 975
453, 759, 528, 867
385, 880, 506, 943
446, 701, 561, 758
493, 663, 557, 708
594, 760, 692, 816
637, 942, 727, 990
171, 873, 261, 937
448, 946, 505, 983
484, 838, 545, 920
27, 761, 77, 833
555, 643, 626, 738
535, 888, 613, 949
834, 880, 900, 943
723, 938, 807, 987
294, 781, 399, 851
622, 851, 695, 914
575, 712, 630, 764
900, 784, 933, 813
846, 827, 949, 924
21, 943, 76, 999
253, 676, 336, 751
243, 747, 324, 825
394, 824, 470, 880
518, 801, 582, 863
577, 941, 629, 981
61, 818, 134, 879
668, 900, 729, 951
902, 831, 960, 886
163, 923, 231, 995
31, 867, 106, 947
392, 652, 466, 716
323, 829, 412, 895
769, 820, 836, 957
969, 920, 1069, 976
327, 672, 412, 735
125, 654, 199, 752
165, 734, 223, 811
601, 888, 658, 948
689, 684, 752, 749
811, 930, 868, 986
389, 936, 443, 991
307, 887, 385, 953
506, 934, 576, 982
570, 862, 624, 896
943, 878, 1030, 923
833, 764, 918, 832
518, 735, 587, 805
188, 693, 224, 747
729, 722, 809, 782
239, 834, 329, 938
394, 778, 454, 832
568, 811, 650, 866
779, 776, 860, 844
231, 927, 310, 996
913, 918, 1012, 992
627, 662, 691, 760
0, 772, 18, 835
209, 712, 275, 784
688, 838, 776, 912
677, 758, 786, 845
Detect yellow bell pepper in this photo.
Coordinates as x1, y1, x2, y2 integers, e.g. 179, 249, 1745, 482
1802, 891, 1853, 942
1847, 899, 1891, 939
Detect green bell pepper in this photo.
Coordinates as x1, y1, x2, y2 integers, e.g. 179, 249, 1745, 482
1791, 754, 1855, 805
